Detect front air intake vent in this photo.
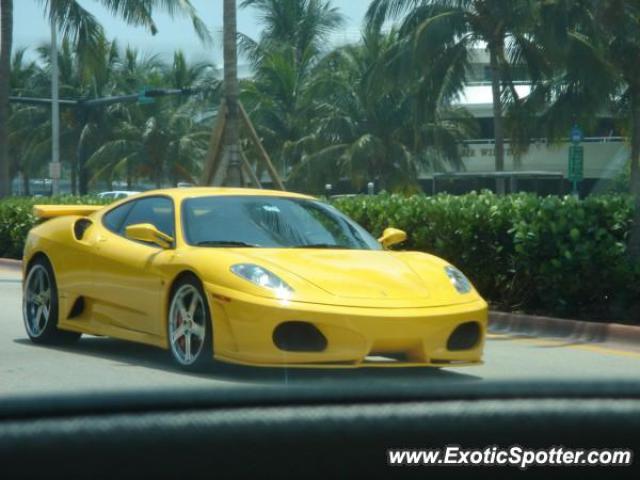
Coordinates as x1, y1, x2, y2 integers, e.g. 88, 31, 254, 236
273, 321, 327, 352
447, 322, 481, 351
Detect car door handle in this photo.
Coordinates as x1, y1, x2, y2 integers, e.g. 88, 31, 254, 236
97, 235, 107, 243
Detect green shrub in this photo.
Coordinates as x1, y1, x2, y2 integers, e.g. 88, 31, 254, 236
333, 192, 639, 322
0, 196, 110, 259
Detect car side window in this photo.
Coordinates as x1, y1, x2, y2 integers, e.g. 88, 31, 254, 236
103, 202, 135, 234
119, 197, 175, 238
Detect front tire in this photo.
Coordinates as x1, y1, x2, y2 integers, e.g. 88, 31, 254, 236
167, 275, 213, 371
23, 256, 81, 345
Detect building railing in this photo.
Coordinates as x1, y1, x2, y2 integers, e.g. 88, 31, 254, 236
465, 80, 532, 87
462, 136, 626, 145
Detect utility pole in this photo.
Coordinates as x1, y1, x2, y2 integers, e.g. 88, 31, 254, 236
0, 0, 14, 198
568, 124, 584, 198
50, 17, 61, 195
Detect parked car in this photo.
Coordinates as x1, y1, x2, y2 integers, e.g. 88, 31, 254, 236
96, 191, 140, 200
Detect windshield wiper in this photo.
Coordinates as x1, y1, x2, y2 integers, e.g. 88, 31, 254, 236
196, 240, 259, 247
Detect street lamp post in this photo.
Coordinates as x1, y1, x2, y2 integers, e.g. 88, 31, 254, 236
50, 17, 61, 195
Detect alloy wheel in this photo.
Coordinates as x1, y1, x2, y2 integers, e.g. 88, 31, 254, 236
168, 284, 207, 365
23, 264, 52, 338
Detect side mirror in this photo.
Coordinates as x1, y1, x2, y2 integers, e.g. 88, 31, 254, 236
125, 223, 174, 249
378, 227, 407, 249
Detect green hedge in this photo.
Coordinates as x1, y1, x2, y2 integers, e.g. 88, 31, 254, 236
332, 192, 639, 322
1, 192, 638, 322
0, 196, 110, 259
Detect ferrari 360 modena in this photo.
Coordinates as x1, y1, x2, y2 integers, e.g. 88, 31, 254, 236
22, 188, 487, 370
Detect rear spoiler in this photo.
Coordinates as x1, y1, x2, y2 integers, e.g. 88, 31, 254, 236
33, 205, 103, 219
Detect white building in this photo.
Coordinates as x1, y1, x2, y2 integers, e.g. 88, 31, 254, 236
429, 48, 629, 192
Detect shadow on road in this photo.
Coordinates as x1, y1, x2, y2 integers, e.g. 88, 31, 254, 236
13, 336, 481, 386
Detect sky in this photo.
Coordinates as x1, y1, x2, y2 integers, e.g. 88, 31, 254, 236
12, 0, 371, 64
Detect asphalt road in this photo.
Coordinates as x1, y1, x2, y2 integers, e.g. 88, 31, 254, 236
2, 266, 640, 399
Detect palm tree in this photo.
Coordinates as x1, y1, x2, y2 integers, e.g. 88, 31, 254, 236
586, 1, 640, 259
239, 0, 344, 178
528, 0, 640, 258
8, 50, 49, 193
241, 44, 318, 176
8, 47, 37, 95
221, 0, 243, 186
288, 26, 474, 192
87, 101, 210, 189
31, 35, 125, 194
366, 0, 544, 193
9, 39, 219, 194
8, 104, 54, 194
87, 49, 217, 189
240, 0, 344, 67
0, 0, 13, 197
0, 0, 210, 197
5, 48, 37, 193
115, 47, 164, 92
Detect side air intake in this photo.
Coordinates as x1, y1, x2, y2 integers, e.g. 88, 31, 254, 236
67, 297, 85, 319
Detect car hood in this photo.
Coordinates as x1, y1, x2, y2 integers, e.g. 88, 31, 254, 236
233, 249, 477, 308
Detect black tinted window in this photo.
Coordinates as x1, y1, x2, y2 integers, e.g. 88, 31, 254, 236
120, 197, 175, 237
103, 202, 134, 233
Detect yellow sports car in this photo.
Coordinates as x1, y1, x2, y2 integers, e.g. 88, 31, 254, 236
22, 188, 487, 370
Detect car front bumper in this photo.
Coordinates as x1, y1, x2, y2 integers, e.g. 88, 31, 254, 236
205, 283, 488, 368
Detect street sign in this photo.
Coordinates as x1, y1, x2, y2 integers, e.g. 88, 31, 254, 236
568, 145, 584, 181
138, 88, 155, 105
48, 162, 61, 179
570, 125, 583, 144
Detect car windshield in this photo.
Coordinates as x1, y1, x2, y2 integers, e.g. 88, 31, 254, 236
183, 195, 381, 250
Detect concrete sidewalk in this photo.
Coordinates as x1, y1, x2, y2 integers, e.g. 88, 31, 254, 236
0, 259, 22, 281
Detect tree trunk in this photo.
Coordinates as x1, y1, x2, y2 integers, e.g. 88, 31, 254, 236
222, 0, 243, 187
77, 141, 89, 194
76, 112, 90, 195
628, 90, 640, 259
22, 169, 29, 196
0, 0, 13, 198
70, 158, 77, 194
513, 154, 522, 170
127, 167, 132, 190
489, 41, 506, 194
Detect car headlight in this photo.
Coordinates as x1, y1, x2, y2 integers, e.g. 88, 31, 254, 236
230, 263, 294, 294
445, 266, 472, 294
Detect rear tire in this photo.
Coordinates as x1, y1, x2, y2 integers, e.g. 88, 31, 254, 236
23, 256, 81, 345
167, 275, 213, 371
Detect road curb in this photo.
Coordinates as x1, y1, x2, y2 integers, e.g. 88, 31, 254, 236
0, 258, 22, 272
489, 311, 640, 348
